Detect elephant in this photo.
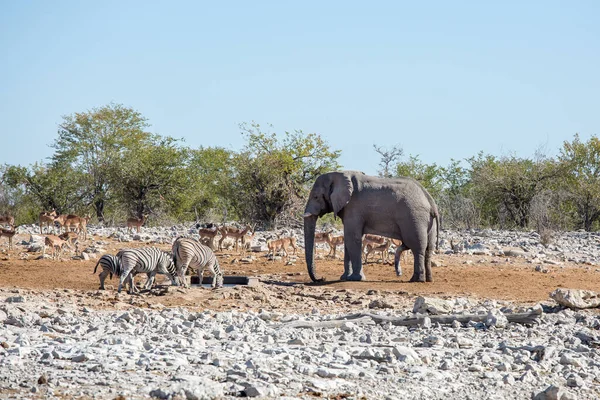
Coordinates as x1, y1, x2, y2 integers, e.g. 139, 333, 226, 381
303, 171, 440, 283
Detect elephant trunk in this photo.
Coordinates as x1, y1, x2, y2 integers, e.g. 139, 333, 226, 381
303, 214, 322, 282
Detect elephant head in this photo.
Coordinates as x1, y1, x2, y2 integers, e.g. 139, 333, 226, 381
303, 172, 355, 282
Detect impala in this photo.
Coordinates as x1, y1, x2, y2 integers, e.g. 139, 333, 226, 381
43, 235, 71, 259
64, 214, 91, 240
266, 236, 297, 260
326, 235, 344, 258
39, 210, 57, 234
362, 234, 387, 262
218, 224, 253, 252
127, 214, 148, 234
0, 227, 16, 250
0, 213, 15, 228
198, 226, 219, 250
364, 239, 391, 263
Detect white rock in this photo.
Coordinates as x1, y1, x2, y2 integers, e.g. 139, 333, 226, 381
393, 346, 420, 364
485, 309, 508, 328
413, 296, 453, 314
532, 384, 572, 400
550, 288, 600, 309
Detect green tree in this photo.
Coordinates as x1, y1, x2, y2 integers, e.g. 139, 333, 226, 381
558, 134, 600, 231
187, 146, 235, 222
52, 103, 151, 221
229, 122, 341, 228
394, 155, 444, 198
468, 152, 559, 228
3, 162, 87, 220
437, 159, 478, 229
113, 136, 190, 222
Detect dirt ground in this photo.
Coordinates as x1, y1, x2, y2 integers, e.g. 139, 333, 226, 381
1, 232, 600, 309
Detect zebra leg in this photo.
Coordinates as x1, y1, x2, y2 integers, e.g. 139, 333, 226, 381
118, 267, 133, 293
99, 269, 110, 290
177, 260, 191, 288
210, 260, 224, 289
197, 267, 206, 288
128, 273, 140, 294
144, 271, 156, 290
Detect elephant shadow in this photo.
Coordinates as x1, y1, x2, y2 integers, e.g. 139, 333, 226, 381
303, 279, 407, 286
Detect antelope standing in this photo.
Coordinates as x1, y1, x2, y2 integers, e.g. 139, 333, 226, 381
43, 235, 71, 260
59, 231, 80, 254
64, 214, 90, 240
313, 230, 333, 252
127, 214, 148, 234
326, 235, 344, 258
198, 226, 219, 250
218, 224, 252, 252
52, 214, 72, 233
364, 239, 391, 263
0, 213, 15, 228
362, 234, 387, 261
242, 230, 256, 253
0, 227, 16, 250
39, 210, 57, 234
266, 236, 297, 260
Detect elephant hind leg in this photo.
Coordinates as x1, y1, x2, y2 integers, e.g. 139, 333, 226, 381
424, 249, 433, 282
409, 252, 426, 282
424, 218, 437, 282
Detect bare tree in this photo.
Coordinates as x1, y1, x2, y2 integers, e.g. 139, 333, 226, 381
373, 145, 403, 178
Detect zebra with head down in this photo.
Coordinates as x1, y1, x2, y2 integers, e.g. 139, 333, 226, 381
116, 247, 179, 294
93, 254, 122, 290
172, 236, 223, 289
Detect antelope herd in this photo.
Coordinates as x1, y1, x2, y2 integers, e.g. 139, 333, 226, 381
1, 208, 411, 276
2, 209, 151, 259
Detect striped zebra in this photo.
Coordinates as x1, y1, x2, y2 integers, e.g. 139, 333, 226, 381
93, 254, 122, 290
116, 247, 179, 294
172, 236, 223, 289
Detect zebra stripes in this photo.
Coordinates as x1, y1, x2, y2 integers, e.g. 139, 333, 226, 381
172, 237, 223, 288
116, 247, 179, 294
93, 254, 122, 290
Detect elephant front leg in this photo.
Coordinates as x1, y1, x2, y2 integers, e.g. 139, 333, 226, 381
345, 232, 366, 281
340, 244, 352, 280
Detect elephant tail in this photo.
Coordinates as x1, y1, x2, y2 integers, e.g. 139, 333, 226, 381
430, 210, 441, 252
436, 213, 441, 251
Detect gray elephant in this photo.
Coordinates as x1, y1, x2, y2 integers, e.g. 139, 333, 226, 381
303, 171, 439, 282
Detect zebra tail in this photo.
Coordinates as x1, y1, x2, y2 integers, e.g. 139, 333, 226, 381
93, 259, 101, 274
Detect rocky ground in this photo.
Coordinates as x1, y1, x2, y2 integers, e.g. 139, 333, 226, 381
1, 224, 600, 399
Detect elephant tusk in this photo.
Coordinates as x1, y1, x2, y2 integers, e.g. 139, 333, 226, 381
303, 212, 313, 218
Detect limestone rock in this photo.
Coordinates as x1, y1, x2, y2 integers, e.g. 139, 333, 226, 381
413, 296, 453, 314
550, 288, 600, 309
532, 385, 574, 400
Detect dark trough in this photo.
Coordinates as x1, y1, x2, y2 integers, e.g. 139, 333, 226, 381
188, 275, 260, 287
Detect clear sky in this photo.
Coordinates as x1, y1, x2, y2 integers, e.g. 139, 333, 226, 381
1, 1, 599, 175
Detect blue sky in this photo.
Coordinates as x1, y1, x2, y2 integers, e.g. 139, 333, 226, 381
1, 1, 599, 175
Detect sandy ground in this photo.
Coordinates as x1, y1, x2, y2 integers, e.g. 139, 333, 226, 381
1, 232, 600, 311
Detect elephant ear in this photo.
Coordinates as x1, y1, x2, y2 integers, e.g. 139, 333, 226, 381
330, 172, 353, 217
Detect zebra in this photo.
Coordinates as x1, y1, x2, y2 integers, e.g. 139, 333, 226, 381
93, 254, 123, 290
92, 253, 147, 292
172, 236, 223, 289
116, 247, 179, 294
